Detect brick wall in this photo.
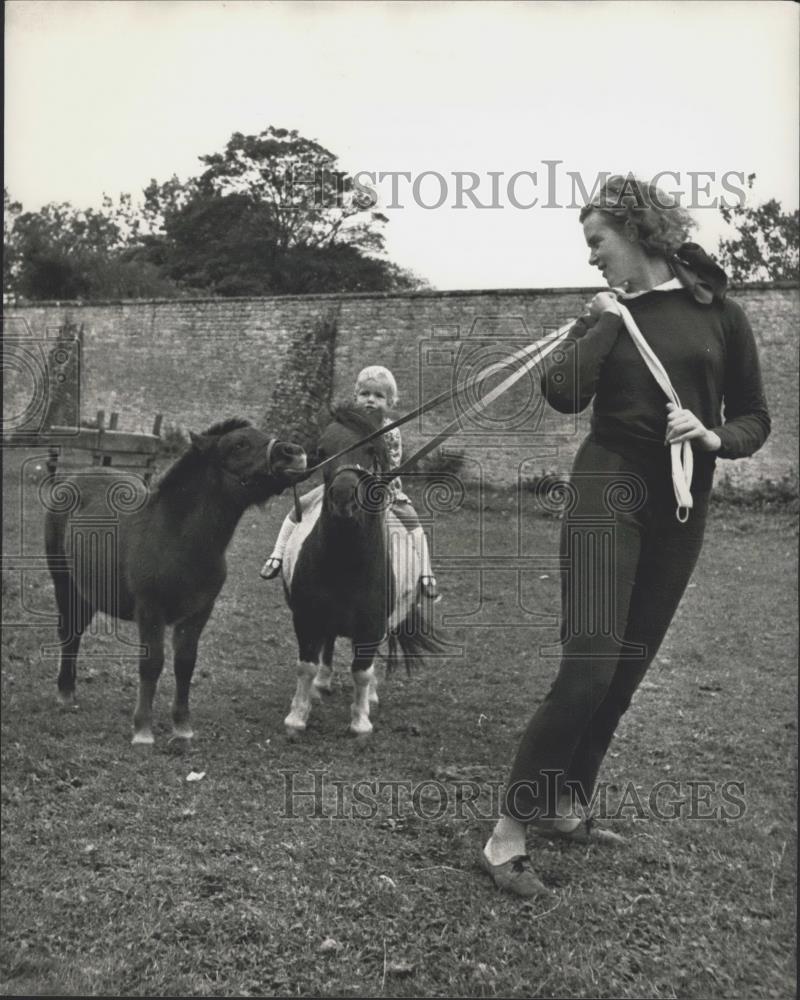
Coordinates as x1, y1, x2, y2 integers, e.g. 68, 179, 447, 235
4, 284, 797, 490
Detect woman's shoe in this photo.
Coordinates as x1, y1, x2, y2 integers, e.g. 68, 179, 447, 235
478, 850, 549, 899
259, 557, 283, 580
419, 575, 442, 603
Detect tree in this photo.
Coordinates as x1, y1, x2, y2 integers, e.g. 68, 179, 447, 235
138, 189, 427, 296
194, 127, 385, 254
143, 192, 282, 297
3, 189, 182, 300
4, 188, 23, 292
717, 174, 799, 282
139, 126, 427, 295
4, 126, 429, 300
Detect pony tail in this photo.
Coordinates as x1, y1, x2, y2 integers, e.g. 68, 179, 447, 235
387, 601, 448, 674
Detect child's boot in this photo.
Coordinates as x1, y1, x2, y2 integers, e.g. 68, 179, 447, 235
259, 515, 296, 580
260, 556, 282, 579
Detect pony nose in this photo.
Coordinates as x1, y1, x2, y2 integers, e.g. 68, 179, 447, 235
272, 442, 305, 459
331, 498, 358, 518
328, 473, 360, 517
330, 496, 358, 518
269, 441, 307, 470
329, 480, 350, 505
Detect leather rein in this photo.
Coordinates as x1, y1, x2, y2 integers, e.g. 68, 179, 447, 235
287, 321, 575, 520
288, 303, 695, 523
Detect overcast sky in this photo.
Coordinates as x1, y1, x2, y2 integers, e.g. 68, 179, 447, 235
5, 0, 798, 289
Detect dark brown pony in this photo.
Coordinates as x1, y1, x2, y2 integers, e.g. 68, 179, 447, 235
281, 405, 443, 737
44, 418, 306, 744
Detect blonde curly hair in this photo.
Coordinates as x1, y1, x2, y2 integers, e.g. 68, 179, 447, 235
579, 174, 697, 258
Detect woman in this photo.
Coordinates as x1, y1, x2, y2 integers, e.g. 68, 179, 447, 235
480, 175, 771, 898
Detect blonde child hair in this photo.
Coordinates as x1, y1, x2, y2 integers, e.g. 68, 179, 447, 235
354, 366, 399, 407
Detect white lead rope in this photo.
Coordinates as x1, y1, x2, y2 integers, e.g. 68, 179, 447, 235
607, 298, 693, 522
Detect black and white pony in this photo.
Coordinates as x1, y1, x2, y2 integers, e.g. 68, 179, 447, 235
279, 405, 443, 737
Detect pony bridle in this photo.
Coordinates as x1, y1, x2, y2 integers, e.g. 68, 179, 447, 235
264, 437, 279, 477
326, 463, 370, 491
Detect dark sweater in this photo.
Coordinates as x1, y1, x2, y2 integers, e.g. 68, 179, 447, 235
542, 289, 772, 491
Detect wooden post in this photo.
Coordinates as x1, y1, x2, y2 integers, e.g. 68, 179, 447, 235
95, 410, 106, 466
152, 413, 163, 438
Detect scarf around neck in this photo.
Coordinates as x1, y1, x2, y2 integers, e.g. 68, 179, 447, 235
669, 243, 728, 304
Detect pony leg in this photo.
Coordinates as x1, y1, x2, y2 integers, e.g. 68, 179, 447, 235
171, 604, 214, 740
312, 636, 336, 699
368, 671, 379, 708
350, 644, 380, 735
53, 574, 95, 707
285, 633, 323, 736
285, 660, 318, 736
132, 605, 166, 745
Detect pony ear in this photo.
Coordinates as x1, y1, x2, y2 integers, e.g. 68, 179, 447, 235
189, 431, 214, 453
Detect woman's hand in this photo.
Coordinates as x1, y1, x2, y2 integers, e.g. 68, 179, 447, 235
665, 403, 721, 451
587, 291, 621, 323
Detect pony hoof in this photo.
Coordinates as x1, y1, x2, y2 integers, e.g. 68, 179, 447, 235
131, 730, 155, 746
170, 725, 194, 741
312, 683, 333, 700
348, 722, 373, 737
57, 691, 77, 710
285, 725, 306, 741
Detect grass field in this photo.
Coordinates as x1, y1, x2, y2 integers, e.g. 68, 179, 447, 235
1, 450, 796, 998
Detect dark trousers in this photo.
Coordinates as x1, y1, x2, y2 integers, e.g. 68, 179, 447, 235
505, 438, 709, 821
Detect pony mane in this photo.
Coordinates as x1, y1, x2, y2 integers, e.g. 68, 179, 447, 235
329, 404, 381, 437
155, 417, 253, 493
200, 417, 252, 437
325, 404, 391, 471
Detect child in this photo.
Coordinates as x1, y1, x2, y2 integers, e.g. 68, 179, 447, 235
260, 365, 441, 603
